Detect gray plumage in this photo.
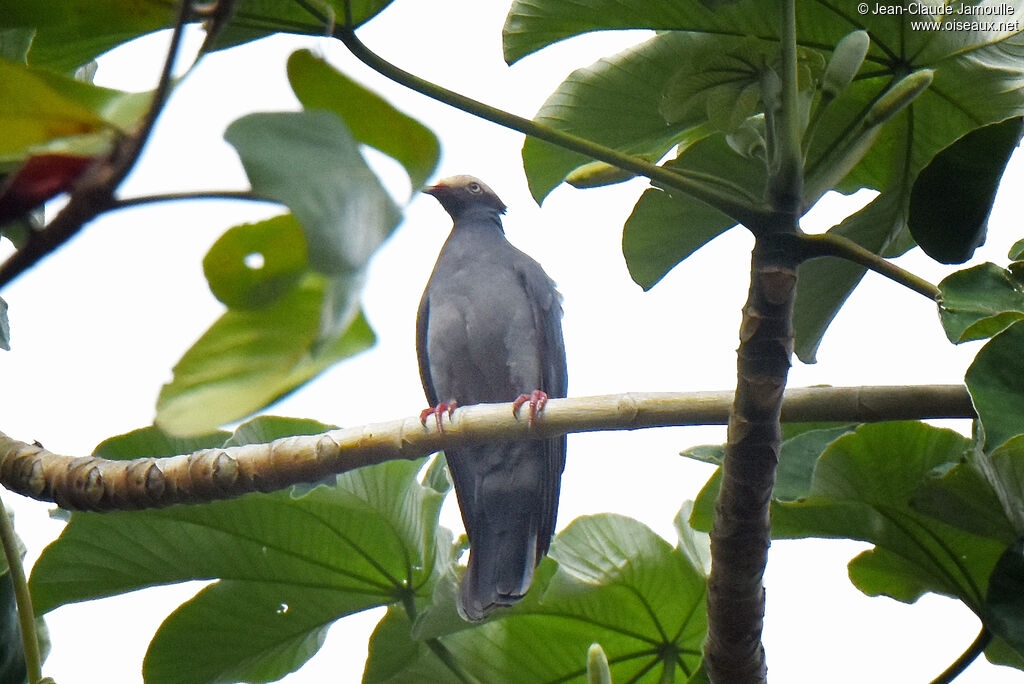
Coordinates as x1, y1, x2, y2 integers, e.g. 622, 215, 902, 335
416, 175, 567, 621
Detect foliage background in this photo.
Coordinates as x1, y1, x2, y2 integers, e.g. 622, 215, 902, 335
0, 1, 1020, 682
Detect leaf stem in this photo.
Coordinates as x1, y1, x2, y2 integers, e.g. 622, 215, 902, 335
425, 638, 476, 684
929, 627, 992, 684
399, 592, 476, 683
109, 190, 279, 211
772, 0, 803, 213
797, 232, 940, 299
0, 493, 43, 683
330, 24, 767, 227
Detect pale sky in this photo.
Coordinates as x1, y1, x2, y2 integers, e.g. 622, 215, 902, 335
0, 2, 1021, 682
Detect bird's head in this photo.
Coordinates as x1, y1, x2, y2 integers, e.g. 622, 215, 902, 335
423, 175, 507, 220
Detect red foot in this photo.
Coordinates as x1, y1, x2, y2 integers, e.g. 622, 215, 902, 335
512, 390, 549, 427
420, 401, 458, 433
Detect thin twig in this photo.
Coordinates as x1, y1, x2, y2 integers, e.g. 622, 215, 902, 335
110, 190, 278, 211
929, 627, 992, 684
0, 494, 42, 683
798, 231, 940, 299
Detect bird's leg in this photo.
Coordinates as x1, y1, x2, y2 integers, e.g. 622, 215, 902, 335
512, 390, 549, 427
420, 401, 458, 433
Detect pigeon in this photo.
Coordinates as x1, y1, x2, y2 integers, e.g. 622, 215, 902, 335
416, 175, 567, 621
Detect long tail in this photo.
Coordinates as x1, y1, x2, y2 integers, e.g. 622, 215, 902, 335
458, 514, 538, 622
447, 439, 564, 622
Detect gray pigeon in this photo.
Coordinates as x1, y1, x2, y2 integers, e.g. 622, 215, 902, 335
417, 175, 567, 621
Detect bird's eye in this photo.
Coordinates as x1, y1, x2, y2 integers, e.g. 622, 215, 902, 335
467, 182, 482, 193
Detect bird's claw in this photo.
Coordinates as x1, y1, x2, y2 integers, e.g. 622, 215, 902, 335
512, 390, 549, 427
420, 401, 458, 433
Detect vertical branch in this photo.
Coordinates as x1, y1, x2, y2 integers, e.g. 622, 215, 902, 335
0, 494, 43, 683
770, 0, 802, 210
705, 233, 796, 684
705, 1, 801, 682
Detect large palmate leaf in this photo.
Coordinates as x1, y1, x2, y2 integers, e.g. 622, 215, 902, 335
287, 49, 440, 191
30, 418, 447, 684
938, 262, 1024, 344
690, 416, 1024, 667
225, 110, 401, 278
365, 510, 709, 683
155, 276, 375, 435
0, 57, 152, 158
793, 189, 914, 362
621, 133, 765, 288
202, 214, 309, 311
966, 321, 1024, 451
511, 0, 1024, 201
908, 117, 1024, 264
767, 423, 998, 601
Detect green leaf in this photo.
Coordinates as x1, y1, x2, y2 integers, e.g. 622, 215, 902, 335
31, 436, 444, 684
0, 1, 171, 72
225, 415, 336, 448
0, 57, 107, 156
689, 469, 720, 533
773, 424, 856, 502
368, 511, 708, 683
688, 424, 856, 530
622, 187, 736, 290
794, 190, 911, 363
938, 262, 1024, 343
660, 37, 822, 133
225, 110, 401, 277
621, 133, 764, 289
155, 276, 375, 436
985, 435, 1024, 535
1, 0, 392, 72
966, 321, 1024, 451
143, 580, 348, 684
910, 457, 1017, 545
503, 0, 806, 65
208, 1, 395, 54
1010, 238, 1024, 261
773, 422, 1006, 610
679, 444, 724, 465
986, 543, 1024, 659
92, 426, 230, 461
420, 454, 452, 495
909, 117, 1024, 264
202, 214, 309, 310
287, 49, 439, 190
847, 547, 938, 603
521, 32, 717, 203
0, 28, 32, 63
985, 636, 1024, 670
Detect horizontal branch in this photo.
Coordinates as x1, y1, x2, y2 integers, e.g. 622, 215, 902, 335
0, 385, 972, 512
